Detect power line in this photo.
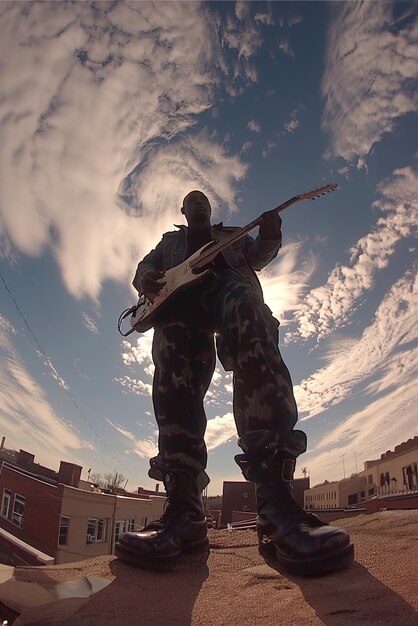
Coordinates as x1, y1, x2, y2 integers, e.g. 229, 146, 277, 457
0, 271, 129, 473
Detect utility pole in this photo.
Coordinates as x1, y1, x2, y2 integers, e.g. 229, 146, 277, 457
354, 452, 358, 474
341, 455, 346, 479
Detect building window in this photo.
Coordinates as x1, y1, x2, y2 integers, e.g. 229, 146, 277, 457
59, 516, 70, 547
12, 494, 26, 527
86, 518, 107, 544
403, 463, 418, 490
347, 493, 358, 506
114, 519, 135, 544
1, 489, 12, 519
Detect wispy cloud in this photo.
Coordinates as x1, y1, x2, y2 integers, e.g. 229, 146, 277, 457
106, 418, 137, 441
262, 141, 276, 159
322, 2, 418, 167
281, 106, 305, 135
221, 2, 263, 65
278, 38, 295, 59
255, 12, 274, 26
260, 242, 318, 325
289, 167, 418, 341
0, 2, 249, 302
205, 413, 236, 450
134, 438, 159, 460
295, 263, 418, 482
82, 312, 99, 335
288, 15, 303, 28
115, 375, 152, 397
72, 357, 90, 382
247, 119, 261, 134
0, 314, 85, 466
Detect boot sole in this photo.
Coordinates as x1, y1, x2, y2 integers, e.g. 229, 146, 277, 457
259, 539, 354, 576
115, 537, 210, 572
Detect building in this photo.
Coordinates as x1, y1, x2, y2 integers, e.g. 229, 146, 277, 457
221, 477, 309, 527
304, 436, 418, 510
304, 475, 367, 510
359, 436, 418, 496
0, 452, 166, 566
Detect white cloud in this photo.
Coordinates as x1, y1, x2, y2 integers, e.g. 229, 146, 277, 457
134, 438, 158, 460
280, 105, 304, 135
121, 333, 153, 368
247, 119, 261, 133
294, 264, 418, 483
291, 167, 418, 341
255, 12, 274, 26
205, 413, 237, 450
260, 242, 318, 325
221, 4, 263, 63
72, 357, 90, 381
295, 261, 418, 421
322, 3, 418, 166
0, 2, 247, 302
241, 141, 253, 155
278, 39, 295, 59
288, 15, 303, 28
0, 314, 86, 466
81, 312, 99, 335
106, 419, 137, 441
115, 375, 152, 397
262, 141, 276, 159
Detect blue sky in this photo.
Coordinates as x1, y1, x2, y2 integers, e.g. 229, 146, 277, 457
0, 1, 417, 495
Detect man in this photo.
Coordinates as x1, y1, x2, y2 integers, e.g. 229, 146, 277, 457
116, 190, 354, 575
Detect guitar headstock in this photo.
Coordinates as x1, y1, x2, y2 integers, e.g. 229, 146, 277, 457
299, 183, 338, 200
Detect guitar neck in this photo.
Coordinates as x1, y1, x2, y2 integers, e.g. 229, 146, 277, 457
190, 194, 301, 268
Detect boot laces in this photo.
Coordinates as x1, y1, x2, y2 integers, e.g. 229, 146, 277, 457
141, 500, 187, 532
287, 498, 324, 526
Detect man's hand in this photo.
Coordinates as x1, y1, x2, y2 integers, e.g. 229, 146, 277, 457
259, 211, 282, 240
139, 269, 166, 301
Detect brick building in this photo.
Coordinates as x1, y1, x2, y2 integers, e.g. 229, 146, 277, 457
221, 477, 309, 527
0, 452, 166, 566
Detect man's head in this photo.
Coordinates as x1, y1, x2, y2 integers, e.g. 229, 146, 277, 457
181, 190, 211, 227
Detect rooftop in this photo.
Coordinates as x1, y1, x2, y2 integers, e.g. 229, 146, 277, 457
1, 510, 417, 625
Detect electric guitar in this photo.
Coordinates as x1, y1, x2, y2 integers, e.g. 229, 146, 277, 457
118, 183, 337, 336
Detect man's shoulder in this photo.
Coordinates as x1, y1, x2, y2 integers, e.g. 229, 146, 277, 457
161, 226, 186, 239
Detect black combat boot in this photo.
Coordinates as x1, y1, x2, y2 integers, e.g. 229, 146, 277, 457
256, 453, 354, 575
115, 470, 209, 570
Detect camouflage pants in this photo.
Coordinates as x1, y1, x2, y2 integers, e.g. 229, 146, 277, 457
151, 269, 306, 483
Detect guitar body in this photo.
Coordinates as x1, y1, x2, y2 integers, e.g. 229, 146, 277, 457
130, 242, 217, 333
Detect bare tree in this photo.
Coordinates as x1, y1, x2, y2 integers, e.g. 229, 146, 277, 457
89, 471, 127, 493
103, 471, 127, 493
89, 472, 106, 488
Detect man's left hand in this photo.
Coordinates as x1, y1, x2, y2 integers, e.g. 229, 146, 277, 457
259, 211, 282, 240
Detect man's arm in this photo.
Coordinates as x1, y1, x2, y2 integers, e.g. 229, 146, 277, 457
245, 212, 282, 270
132, 243, 165, 296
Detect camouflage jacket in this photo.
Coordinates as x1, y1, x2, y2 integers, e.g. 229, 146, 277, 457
133, 222, 281, 298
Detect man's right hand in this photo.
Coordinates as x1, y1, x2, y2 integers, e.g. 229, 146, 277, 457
139, 270, 166, 301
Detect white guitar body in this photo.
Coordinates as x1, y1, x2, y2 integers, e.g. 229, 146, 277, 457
123, 183, 337, 335
130, 242, 216, 333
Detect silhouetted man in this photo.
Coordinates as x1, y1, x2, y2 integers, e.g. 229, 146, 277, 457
116, 190, 354, 575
